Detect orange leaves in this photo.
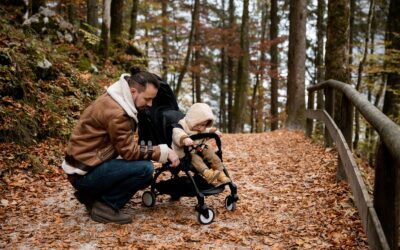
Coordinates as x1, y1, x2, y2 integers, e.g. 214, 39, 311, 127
0, 130, 368, 249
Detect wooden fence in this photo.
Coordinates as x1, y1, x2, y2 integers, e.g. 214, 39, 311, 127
306, 79, 399, 250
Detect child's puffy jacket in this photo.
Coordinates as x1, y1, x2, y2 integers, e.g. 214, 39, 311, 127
172, 103, 217, 158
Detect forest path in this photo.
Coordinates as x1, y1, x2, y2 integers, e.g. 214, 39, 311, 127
1, 130, 368, 249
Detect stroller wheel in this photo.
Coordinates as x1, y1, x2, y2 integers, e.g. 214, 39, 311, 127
142, 191, 156, 207
225, 196, 237, 211
197, 207, 215, 225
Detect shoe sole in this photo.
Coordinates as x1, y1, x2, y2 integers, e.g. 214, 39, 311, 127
91, 214, 132, 224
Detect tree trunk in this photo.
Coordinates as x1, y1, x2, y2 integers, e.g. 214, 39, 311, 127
382, 0, 400, 122
111, 0, 124, 44
219, 0, 227, 132
194, 2, 201, 103
325, 0, 350, 181
227, 0, 235, 133
32, 0, 45, 15
325, 0, 350, 109
174, 0, 200, 97
87, 0, 98, 28
256, 3, 268, 133
251, 76, 259, 132
65, 0, 77, 26
348, 0, 355, 83
161, 0, 168, 81
99, 0, 112, 58
144, 4, 149, 63
195, 58, 201, 103
270, 0, 279, 131
285, 0, 307, 130
129, 0, 139, 39
233, 0, 249, 133
315, 0, 326, 135
374, 142, 399, 249
191, 53, 196, 104
191, 54, 195, 104
354, 0, 375, 150
220, 48, 227, 131
378, 7, 400, 244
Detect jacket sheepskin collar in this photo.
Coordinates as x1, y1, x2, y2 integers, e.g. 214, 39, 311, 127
107, 73, 138, 123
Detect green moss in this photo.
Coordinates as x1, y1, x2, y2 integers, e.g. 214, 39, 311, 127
0, 4, 143, 148
77, 56, 92, 71
27, 153, 44, 173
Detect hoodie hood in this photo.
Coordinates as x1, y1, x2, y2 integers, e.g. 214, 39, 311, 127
106, 73, 138, 122
185, 103, 215, 130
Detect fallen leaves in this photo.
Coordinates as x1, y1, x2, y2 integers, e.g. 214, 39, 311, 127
0, 130, 368, 249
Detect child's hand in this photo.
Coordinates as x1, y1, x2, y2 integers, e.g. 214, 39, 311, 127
215, 130, 222, 137
183, 138, 194, 146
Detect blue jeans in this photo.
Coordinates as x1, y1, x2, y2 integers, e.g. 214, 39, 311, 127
71, 159, 154, 210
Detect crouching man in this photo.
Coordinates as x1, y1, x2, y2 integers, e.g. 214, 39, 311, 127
61, 67, 180, 224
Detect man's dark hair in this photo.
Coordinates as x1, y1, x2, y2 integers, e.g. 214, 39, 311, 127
125, 67, 160, 91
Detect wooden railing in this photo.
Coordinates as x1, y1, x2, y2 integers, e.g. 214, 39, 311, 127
306, 79, 400, 250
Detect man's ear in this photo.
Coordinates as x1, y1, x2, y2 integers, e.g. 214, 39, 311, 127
130, 87, 137, 95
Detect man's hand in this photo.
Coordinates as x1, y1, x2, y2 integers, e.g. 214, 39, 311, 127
167, 149, 180, 167
183, 138, 194, 146
215, 130, 222, 137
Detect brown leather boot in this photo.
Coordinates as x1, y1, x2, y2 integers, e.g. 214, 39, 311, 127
202, 169, 221, 185
74, 191, 94, 212
90, 201, 132, 224
217, 172, 231, 185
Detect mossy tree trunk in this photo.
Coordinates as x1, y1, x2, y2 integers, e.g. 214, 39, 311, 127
325, 0, 350, 180
285, 0, 307, 130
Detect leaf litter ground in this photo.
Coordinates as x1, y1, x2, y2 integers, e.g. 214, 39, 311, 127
0, 130, 368, 249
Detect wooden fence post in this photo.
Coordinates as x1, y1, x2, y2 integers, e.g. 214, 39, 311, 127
324, 87, 334, 147
374, 141, 399, 249
306, 90, 315, 137
336, 95, 353, 181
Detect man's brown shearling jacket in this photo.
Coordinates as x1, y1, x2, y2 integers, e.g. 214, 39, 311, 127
66, 93, 162, 168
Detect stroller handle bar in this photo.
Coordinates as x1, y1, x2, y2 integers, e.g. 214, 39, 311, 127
183, 132, 222, 156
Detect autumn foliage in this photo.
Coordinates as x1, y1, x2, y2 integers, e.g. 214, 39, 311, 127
0, 131, 368, 248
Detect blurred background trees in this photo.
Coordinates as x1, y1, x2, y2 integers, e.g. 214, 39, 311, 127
2, 0, 400, 165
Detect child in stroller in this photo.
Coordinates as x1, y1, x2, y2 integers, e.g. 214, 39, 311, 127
171, 102, 231, 186
137, 78, 238, 225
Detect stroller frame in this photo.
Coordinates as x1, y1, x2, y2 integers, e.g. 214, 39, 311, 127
141, 133, 239, 225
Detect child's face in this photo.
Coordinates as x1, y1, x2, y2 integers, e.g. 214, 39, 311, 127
192, 121, 209, 132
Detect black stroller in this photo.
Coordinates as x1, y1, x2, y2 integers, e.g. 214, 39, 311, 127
137, 78, 238, 225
